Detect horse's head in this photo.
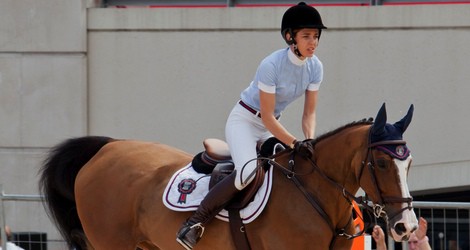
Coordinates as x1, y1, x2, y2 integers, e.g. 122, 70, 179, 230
358, 103, 418, 241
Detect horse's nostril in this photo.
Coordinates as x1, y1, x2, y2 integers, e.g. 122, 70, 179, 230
394, 223, 407, 235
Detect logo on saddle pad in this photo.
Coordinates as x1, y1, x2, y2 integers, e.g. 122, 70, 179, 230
177, 178, 197, 204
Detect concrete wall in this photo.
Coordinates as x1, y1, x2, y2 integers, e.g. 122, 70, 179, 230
86, 5, 470, 194
0, 0, 88, 244
1, 0, 469, 241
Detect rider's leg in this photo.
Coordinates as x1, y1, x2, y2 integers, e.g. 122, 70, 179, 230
176, 170, 239, 250
176, 104, 271, 249
225, 104, 272, 190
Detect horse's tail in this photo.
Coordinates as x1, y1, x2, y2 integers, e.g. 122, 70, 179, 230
39, 136, 114, 250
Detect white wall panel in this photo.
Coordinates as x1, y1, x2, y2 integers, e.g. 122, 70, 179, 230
0, 0, 86, 52
0, 55, 87, 147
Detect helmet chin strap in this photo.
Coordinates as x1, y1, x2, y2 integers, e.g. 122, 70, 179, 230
293, 43, 303, 58
285, 29, 303, 58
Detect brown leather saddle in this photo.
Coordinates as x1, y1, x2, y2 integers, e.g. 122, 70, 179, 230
191, 138, 268, 209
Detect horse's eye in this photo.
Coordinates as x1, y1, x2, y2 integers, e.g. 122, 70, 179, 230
376, 158, 389, 170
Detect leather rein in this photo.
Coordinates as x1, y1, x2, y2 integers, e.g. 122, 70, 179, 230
267, 128, 413, 248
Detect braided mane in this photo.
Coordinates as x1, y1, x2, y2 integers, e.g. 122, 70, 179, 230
311, 118, 374, 146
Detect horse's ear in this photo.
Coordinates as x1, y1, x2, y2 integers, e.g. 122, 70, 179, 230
394, 104, 414, 133
371, 103, 387, 136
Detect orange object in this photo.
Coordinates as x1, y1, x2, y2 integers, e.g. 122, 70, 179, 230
351, 201, 367, 250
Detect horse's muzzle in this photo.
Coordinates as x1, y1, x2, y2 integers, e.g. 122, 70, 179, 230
390, 213, 418, 241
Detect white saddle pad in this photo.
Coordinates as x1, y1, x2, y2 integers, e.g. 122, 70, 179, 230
162, 163, 273, 224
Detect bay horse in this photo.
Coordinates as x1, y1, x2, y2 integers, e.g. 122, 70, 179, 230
39, 103, 418, 250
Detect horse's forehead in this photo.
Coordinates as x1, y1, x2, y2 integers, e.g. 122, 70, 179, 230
383, 157, 412, 195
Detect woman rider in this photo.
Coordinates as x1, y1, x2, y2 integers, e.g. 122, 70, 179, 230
176, 2, 327, 249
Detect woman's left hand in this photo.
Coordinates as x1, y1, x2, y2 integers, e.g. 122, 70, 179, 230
293, 140, 314, 158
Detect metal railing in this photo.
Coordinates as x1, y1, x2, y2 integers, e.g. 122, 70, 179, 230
412, 201, 470, 250
0, 188, 50, 250
382, 201, 470, 250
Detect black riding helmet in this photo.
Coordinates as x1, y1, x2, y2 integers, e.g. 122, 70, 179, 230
281, 2, 327, 45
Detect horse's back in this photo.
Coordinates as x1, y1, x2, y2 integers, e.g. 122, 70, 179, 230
75, 140, 192, 249
73, 139, 353, 249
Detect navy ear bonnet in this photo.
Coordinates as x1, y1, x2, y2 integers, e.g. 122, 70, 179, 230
370, 103, 414, 160
372, 123, 410, 160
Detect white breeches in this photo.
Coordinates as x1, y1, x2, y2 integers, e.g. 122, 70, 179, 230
225, 103, 273, 190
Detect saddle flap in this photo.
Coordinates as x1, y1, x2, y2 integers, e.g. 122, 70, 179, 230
208, 162, 267, 210
209, 162, 235, 190
228, 165, 266, 210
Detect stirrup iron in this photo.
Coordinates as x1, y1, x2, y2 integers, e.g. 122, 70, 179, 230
190, 222, 205, 237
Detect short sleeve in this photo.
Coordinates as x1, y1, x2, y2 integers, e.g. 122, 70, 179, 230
307, 58, 323, 91
255, 59, 277, 94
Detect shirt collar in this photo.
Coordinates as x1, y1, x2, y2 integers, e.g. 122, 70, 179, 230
287, 47, 307, 66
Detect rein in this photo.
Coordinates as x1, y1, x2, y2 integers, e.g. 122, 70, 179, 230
268, 153, 363, 244
267, 128, 414, 248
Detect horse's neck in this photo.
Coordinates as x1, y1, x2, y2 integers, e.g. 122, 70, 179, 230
267, 126, 369, 239
270, 156, 356, 233
315, 126, 369, 191
310, 127, 369, 219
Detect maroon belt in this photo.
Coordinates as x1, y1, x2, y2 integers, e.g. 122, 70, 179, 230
238, 100, 280, 119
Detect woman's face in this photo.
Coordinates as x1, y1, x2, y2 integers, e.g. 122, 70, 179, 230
291, 28, 320, 59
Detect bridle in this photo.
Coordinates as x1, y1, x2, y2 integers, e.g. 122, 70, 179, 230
358, 138, 414, 222
267, 126, 414, 248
